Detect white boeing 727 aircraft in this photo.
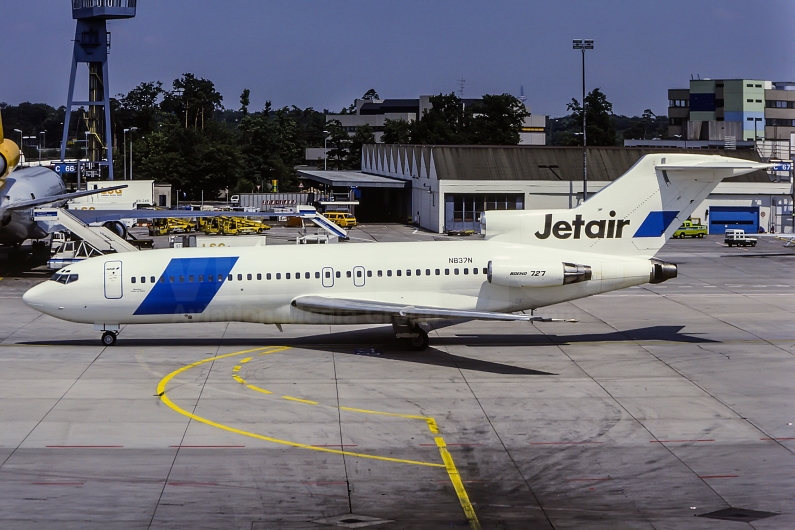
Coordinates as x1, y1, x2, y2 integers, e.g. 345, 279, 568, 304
23, 154, 768, 349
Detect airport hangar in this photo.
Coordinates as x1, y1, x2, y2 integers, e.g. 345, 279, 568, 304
297, 145, 789, 234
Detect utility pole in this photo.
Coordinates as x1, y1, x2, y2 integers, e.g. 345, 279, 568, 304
573, 39, 594, 201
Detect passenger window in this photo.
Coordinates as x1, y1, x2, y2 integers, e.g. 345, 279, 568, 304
208, 275, 214, 282
247, 274, 252, 280
367, 270, 372, 277
228, 274, 233, 281
276, 273, 281, 280
267, 273, 272, 280
257, 273, 262, 280
131, 277, 136, 284
336, 271, 341, 278
347, 271, 352, 278
325, 271, 330, 278
425, 269, 430, 276
218, 275, 224, 282
197, 275, 203, 282
406, 270, 411, 276
189, 275, 194, 282
387, 270, 392, 277
170, 276, 175, 282
141, 276, 146, 283
296, 272, 301, 280
444, 269, 449, 275
286, 273, 291, 279
454, 269, 459, 275
416, 269, 421, 276
179, 276, 184, 282
315, 272, 320, 279
435, 269, 440, 275
356, 270, 362, 278
159, 276, 165, 283
464, 268, 468, 275
377, 270, 382, 277
397, 270, 402, 277
305, 272, 310, 279
483, 267, 487, 274
237, 274, 243, 281
150, 276, 156, 283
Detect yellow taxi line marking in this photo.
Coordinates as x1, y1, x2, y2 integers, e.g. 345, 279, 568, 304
232, 375, 246, 384
240, 357, 253, 363
232, 365, 241, 372
158, 346, 442, 468
339, 406, 427, 421
282, 396, 318, 405
245, 384, 272, 395
435, 436, 481, 530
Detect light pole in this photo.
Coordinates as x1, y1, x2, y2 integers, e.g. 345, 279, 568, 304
39, 131, 46, 164
13, 129, 22, 168
573, 38, 594, 201
127, 127, 138, 180
323, 130, 329, 171
752, 117, 763, 153
123, 128, 129, 179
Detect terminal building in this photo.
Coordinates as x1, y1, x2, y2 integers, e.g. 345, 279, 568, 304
298, 145, 791, 236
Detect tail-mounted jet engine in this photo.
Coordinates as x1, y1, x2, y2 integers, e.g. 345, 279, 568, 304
650, 259, 677, 284
488, 261, 592, 288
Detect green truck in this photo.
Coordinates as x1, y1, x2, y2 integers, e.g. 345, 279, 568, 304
673, 218, 708, 238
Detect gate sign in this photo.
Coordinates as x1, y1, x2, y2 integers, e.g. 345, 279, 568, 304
53, 163, 78, 174
772, 162, 792, 172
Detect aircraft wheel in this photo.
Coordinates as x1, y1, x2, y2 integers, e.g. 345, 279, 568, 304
408, 328, 429, 351
101, 331, 117, 346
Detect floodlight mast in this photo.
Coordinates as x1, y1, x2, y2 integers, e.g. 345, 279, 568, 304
572, 38, 594, 201
61, 0, 137, 180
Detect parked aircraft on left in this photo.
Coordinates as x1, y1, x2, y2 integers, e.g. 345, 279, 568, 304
0, 111, 125, 247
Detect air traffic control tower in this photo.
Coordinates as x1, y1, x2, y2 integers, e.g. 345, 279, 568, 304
60, 0, 137, 180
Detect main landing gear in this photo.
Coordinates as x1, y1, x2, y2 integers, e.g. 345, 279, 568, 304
392, 318, 430, 351
101, 331, 117, 346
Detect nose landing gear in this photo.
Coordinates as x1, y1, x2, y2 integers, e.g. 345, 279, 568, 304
101, 331, 117, 346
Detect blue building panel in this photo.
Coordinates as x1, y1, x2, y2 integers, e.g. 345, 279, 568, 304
708, 206, 759, 234
690, 93, 716, 112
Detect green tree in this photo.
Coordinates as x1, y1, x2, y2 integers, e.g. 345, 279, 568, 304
324, 119, 350, 170
361, 89, 380, 101
162, 73, 224, 130
346, 124, 375, 169
239, 88, 250, 116
382, 118, 413, 144
467, 94, 529, 145
411, 93, 468, 144
566, 88, 616, 146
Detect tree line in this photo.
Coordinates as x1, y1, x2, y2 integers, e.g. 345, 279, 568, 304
1, 76, 667, 199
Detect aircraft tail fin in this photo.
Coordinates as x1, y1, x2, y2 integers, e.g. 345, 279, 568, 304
0, 110, 20, 178
484, 154, 771, 258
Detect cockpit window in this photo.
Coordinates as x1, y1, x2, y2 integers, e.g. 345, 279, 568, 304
50, 273, 79, 285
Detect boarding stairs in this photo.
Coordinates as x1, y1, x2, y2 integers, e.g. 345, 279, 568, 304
297, 206, 348, 240
33, 208, 139, 253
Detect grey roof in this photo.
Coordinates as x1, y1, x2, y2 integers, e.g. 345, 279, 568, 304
297, 170, 408, 188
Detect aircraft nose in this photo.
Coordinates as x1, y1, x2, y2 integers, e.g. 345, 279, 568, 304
23, 282, 48, 309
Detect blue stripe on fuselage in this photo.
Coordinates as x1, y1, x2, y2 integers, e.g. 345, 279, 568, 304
134, 256, 238, 315
633, 211, 679, 238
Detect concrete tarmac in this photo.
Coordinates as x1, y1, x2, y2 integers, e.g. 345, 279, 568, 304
0, 228, 794, 529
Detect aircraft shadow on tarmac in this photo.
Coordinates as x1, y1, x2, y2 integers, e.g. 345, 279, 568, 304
21, 324, 714, 376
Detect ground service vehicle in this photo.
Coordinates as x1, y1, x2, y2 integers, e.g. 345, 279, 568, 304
724, 229, 757, 247
325, 212, 357, 228
673, 218, 707, 238
148, 218, 195, 236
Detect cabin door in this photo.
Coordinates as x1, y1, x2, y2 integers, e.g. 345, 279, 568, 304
104, 260, 123, 299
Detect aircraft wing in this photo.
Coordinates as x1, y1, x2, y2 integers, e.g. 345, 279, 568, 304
8, 185, 129, 211
68, 209, 286, 224
291, 295, 571, 322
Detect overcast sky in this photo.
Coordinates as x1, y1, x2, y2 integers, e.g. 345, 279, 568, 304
3, 1, 794, 117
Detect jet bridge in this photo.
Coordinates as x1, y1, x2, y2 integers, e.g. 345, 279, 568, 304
33, 208, 139, 253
